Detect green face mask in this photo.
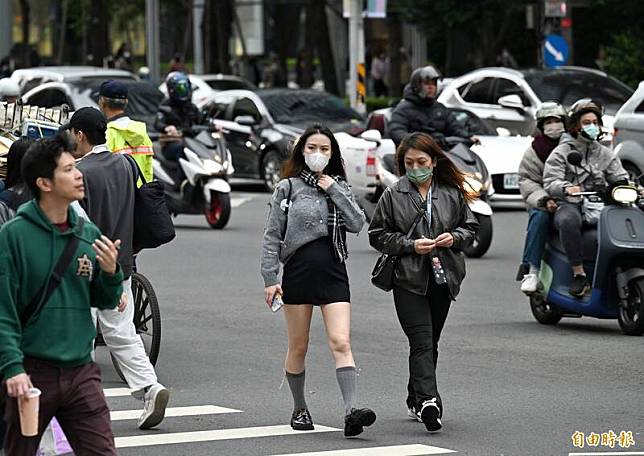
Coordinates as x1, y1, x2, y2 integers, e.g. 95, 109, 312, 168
406, 166, 433, 184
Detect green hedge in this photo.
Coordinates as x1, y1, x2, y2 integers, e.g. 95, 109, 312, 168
343, 96, 398, 113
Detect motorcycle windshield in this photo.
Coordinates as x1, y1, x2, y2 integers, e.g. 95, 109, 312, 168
184, 132, 228, 161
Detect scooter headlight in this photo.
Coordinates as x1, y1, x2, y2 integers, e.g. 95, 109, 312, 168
612, 186, 638, 204
203, 159, 223, 175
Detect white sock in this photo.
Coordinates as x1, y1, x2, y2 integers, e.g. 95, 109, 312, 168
529, 265, 539, 275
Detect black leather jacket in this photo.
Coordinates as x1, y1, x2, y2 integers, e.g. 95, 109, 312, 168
368, 177, 479, 298
389, 84, 468, 146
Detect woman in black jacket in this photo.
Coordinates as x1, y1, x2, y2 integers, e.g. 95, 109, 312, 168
368, 132, 478, 432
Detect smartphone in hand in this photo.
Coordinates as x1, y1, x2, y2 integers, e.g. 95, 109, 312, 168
271, 293, 284, 312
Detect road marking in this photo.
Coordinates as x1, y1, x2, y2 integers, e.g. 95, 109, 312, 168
115, 424, 340, 448
104, 388, 131, 397
110, 405, 242, 421
271, 444, 457, 455
570, 453, 644, 455
231, 196, 252, 208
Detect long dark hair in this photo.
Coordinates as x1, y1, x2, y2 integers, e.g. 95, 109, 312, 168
282, 124, 347, 179
396, 132, 476, 202
5, 138, 34, 188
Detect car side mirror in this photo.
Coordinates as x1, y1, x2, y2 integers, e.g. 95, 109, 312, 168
234, 115, 257, 126
498, 94, 525, 112
360, 129, 382, 142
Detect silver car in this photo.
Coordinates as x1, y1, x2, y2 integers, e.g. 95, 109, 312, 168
613, 81, 644, 181
438, 66, 633, 136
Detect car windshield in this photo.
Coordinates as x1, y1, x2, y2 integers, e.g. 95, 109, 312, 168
259, 91, 364, 124
205, 79, 255, 91
523, 70, 633, 115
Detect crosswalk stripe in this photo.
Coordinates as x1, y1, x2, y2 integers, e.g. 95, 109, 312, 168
115, 424, 340, 448
271, 444, 457, 456
110, 405, 242, 421
104, 388, 131, 397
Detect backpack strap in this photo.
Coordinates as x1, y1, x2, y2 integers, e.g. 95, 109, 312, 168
20, 219, 85, 328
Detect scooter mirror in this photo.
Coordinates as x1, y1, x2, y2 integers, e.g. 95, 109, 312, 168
567, 152, 583, 167
612, 186, 638, 204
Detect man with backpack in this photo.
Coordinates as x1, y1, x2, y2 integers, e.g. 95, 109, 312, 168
0, 135, 122, 454
64, 107, 170, 429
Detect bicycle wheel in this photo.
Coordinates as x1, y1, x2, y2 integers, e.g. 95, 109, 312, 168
110, 272, 162, 382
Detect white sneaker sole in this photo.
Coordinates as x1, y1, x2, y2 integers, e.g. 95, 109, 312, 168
407, 408, 422, 423
138, 388, 170, 430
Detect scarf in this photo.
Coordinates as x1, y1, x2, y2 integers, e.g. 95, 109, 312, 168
532, 134, 559, 163
299, 169, 348, 263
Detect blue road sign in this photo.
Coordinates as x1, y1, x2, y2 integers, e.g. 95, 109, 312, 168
544, 34, 569, 68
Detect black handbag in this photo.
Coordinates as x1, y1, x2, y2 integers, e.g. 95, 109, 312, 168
371, 212, 423, 292
124, 155, 176, 252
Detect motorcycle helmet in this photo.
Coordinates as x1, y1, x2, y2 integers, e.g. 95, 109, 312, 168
410, 65, 442, 99
0, 78, 20, 102
165, 71, 192, 103
568, 98, 604, 127
535, 101, 567, 131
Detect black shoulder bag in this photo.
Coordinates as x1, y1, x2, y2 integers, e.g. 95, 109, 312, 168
20, 219, 84, 328
371, 211, 423, 292
124, 155, 176, 252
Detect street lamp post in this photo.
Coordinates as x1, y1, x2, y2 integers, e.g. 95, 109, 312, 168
348, 0, 366, 114
145, 0, 160, 83
193, 0, 205, 75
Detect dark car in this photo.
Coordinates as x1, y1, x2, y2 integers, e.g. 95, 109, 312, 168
208, 89, 365, 190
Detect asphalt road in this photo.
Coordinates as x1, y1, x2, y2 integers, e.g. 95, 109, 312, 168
98, 186, 644, 456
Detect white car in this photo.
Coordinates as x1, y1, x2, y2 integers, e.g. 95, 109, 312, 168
366, 106, 532, 208
159, 74, 256, 108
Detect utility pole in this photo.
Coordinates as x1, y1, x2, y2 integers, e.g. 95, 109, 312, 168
193, 0, 205, 74
145, 0, 160, 83
348, 0, 365, 114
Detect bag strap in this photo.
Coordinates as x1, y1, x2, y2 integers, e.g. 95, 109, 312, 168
281, 178, 293, 240
405, 211, 423, 238
124, 153, 147, 185
21, 218, 85, 328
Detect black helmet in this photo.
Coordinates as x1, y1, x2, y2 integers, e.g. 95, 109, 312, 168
166, 71, 192, 103
568, 98, 604, 127
410, 66, 442, 99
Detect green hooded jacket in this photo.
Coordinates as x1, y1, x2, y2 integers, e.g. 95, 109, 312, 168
0, 200, 123, 379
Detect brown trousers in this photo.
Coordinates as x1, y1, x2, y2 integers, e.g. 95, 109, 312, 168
3, 358, 116, 456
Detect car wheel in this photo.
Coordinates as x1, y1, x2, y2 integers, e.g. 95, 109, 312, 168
463, 214, 492, 258
262, 151, 282, 192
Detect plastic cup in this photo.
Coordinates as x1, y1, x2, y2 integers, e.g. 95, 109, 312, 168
18, 387, 41, 437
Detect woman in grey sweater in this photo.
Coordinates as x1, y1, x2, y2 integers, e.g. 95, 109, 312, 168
260, 124, 375, 437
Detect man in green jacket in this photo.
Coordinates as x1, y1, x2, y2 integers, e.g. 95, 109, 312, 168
0, 135, 123, 455
99, 80, 154, 183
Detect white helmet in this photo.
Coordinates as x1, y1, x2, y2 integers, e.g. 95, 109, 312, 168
0, 78, 20, 100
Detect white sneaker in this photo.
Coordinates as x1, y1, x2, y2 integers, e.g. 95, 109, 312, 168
137, 384, 170, 430
520, 273, 539, 294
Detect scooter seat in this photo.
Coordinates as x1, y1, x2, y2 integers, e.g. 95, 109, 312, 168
547, 227, 598, 262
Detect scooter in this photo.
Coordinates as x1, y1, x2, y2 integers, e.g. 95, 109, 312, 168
529, 154, 644, 335
152, 125, 234, 229
361, 136, 494, 258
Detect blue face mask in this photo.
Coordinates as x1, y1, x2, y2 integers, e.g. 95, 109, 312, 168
582, 124, 600, 141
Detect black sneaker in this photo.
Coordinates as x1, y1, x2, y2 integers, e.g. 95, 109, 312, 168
344, 407, 377, 437
570, 274, 589, 297
420, 399, 442, 432
290, 408, 314, 431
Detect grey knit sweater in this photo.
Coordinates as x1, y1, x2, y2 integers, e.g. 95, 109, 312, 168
260, 177, 365, 287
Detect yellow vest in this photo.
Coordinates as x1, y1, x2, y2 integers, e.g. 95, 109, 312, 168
106, 116, 154, 183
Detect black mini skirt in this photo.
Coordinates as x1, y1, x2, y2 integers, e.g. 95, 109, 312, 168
282, 236, 350, 305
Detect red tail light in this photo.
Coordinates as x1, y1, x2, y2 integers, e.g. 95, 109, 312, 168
366, 150, 377, 177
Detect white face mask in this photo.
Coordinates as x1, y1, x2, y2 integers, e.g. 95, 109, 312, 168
543, 122, 565, 139
304, 151, 330, 172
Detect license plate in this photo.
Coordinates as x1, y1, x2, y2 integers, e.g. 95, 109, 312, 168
503, 173, 519, 189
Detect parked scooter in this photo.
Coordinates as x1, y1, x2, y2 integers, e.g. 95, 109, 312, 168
529, 153, 644, 335
152, 125, 234, 229
361, 136, 494, 258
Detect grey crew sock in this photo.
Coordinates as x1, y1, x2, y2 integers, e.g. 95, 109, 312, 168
285, 370, 307, 411
336, 366, 358, 415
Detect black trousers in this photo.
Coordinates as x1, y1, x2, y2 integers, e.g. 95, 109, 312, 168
393, 277, 452, 412
553, 203, 584, 267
